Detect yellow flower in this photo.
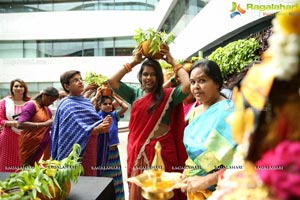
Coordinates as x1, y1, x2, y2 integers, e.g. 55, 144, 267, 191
277, 8, 300, 35
227, 88, 255, 145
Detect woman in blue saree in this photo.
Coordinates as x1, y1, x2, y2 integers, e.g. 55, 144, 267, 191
181, 60, 237, 200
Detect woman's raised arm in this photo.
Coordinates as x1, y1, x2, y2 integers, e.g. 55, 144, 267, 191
108, 46, 144, 89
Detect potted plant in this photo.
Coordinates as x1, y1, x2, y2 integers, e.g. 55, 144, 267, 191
208, 38, 260, 81
84, 72, 112, 96
133, 28, 175, 59
0, 144, 83, 200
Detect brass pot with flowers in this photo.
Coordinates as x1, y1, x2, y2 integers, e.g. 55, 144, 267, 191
0, 144, 84, 200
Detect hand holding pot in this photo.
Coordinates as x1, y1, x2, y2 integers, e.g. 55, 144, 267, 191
133, 45, 145, 65
95, 87, 102, 98
160, 47, 177, 66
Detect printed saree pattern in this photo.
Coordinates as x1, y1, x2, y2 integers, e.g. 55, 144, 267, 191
51, 96, 109, 176
184, 100, 236, 177
183, 99, 236, 199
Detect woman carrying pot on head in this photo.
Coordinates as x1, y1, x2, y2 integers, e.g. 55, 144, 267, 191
181, 60, 237, 199
0, 79, 31, 172
108, 46, 190, 200
17, 87, 59, 166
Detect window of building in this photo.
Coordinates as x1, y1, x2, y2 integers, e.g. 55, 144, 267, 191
52, 40, 83, 57
37, 41, 53, 57
0, 41, 23, 58
24, 41, 37, 58
0, 0, 158, 13
0, 37, 135, 58
83, 39, 97, 56
160, 0, 207, 35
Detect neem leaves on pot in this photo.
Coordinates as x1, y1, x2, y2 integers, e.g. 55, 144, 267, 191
133, 28, 175, 59
84, 72, 112, 96
0, 144, 83, 200
84, 72, 108, 87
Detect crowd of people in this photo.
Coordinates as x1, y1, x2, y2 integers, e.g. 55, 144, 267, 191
0, 7, 299, 200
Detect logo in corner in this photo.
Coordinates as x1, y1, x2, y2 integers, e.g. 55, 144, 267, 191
230, 2, 246, 18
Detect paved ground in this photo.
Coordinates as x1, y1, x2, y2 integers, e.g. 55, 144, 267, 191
118, 121, 129, 200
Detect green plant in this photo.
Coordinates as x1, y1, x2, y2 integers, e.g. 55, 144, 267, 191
84, 72, 108, 87
0, 144, 84, 200
190, 56, 202, 63
208, 38, 260, 81
159, 60, 172, 71
0, 164, 56, 200
133, 28, 175, 56
159, 60, 174, 82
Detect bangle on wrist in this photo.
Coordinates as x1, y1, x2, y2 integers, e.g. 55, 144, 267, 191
173, 64, 183, 74
123, 63, 132, 73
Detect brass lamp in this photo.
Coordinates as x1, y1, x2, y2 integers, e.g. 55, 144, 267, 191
127, 142, 185, 200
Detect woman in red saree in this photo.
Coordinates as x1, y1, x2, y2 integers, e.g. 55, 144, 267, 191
18, 87, 59, 166
109, 47, 190, 200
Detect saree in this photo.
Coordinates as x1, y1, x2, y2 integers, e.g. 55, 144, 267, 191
98, 110, 125, 200
18, 101, 52, 166
183, 99, 236, 199
51, 96, 109, 176
128, 88, 187, 200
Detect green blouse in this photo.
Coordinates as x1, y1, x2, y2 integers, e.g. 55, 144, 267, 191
114, 82, 187, 125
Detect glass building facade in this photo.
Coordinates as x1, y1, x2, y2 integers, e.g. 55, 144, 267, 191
0, 0, 207, 59
0, 37, 135, 58
0, 0, 208, 102
0, 0, 158, 13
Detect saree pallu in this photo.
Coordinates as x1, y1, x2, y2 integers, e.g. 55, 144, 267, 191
128, 88, 187, 200
19, 102, 51, 166
183, 100, 236, 199
51, 96, 109, 176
